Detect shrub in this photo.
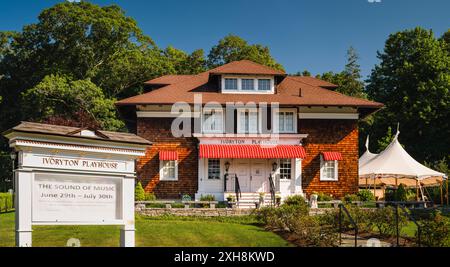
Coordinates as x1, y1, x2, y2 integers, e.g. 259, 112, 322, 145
368, 206, 408, 237
283, 195, 307, 207
135, 182, 145, 201
290, 215, 339, 247
395, 184, 408, 201
419, 210, 450, 247
144, 192, 156, 201
342, 194, 360, 203
200, 194, 216, 207
0, 193, 14, 212
315, 192, 333, 201
357, 189, 375, 202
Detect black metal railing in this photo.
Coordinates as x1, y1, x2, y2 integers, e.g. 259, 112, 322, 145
234, 174, 242, 203
268, 174, 276, 206
395, 204, 422, 247
223, 173, 229, 192
338, 203, 359, 247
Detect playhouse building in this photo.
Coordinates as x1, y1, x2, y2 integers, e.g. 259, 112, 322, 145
117, 60, 383, 205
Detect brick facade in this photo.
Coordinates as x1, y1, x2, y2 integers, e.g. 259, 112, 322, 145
136, 118, 359, 200
299, 119, 359, 198
136, 118, 198, 199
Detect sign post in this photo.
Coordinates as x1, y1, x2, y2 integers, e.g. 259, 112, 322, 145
3, 122, 150, 247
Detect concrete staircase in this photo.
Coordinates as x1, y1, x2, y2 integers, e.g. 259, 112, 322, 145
234, 193, 275, 209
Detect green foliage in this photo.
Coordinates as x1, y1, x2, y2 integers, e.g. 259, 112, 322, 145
283, 194, 308, 208
365, 27, 450, 164
144, 192, 156, 201
342, 194, 360, 203
164, 46, 206, 75
368, 206, 408, 236
377, 126, 395, 152
395, 184, 408, 202
207, 34, 284, 71
22, 74, 124, 131
314, 192, 333, 201
199, 194, 216, 202
424, 158, 449, 177
357, 189, 375, 202
317, 47, 366, 98
135, 181, 145, 201
419, 210, 450, 247
0, 192, 13, 212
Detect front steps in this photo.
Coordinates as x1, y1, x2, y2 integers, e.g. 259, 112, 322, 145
227, 192, 276, 209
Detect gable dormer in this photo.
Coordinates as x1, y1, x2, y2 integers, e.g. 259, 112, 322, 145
221, 75, 275, 94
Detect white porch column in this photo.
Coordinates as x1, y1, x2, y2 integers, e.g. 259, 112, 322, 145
294, 158, 303, 195
120, 175, 135, 247
15, 169, 33, 247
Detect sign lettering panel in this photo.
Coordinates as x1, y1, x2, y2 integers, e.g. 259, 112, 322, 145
33, 173, 123, 223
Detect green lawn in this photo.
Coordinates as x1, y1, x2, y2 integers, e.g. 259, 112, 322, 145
0, 212, 291, 247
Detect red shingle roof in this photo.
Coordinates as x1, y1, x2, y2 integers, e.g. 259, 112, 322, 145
144, 75, 195, 85
209, 60, 285, 76
289, 76, 338, 88
116, 60, 383, 115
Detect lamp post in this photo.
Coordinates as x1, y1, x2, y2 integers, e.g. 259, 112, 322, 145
10, 151, 16, 193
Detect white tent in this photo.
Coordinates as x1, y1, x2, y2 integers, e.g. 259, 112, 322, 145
359, 135, 378, 167
359, 131, 445, 180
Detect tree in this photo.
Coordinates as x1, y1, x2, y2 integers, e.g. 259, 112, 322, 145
207, 34, 284, 71
440, 29, 450, 53
164, 46, 207, 75
135, 181, 145, 201
366, 27, 450, 163
316, 47, 366, 98
0, 1, 170, 136
22, 74, 124, 131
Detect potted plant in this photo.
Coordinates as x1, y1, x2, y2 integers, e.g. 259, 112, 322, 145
275, 194, 282, 206
259, 192, 266, 206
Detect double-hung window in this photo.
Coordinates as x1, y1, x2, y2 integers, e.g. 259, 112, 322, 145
320, 157, 338, 181
238, 110, 258, 134
203, 109, 223, 133
207, 159, 220, 180
241, 79, 254, 90
224, 78, 238, 90
275, 110, 296, 133
279, 159, 292, 179
160, 160, 177, 181
258, 79, 271, 91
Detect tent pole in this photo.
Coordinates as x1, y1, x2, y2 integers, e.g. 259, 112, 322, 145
373, 177, 376, 200
445, 177, 448, 206
416, 179, 419, 202
440, 181, 443, 205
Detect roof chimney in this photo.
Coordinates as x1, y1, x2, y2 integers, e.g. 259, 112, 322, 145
298, 88, 302, 97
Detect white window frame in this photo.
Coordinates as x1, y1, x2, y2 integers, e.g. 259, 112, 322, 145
221, 76, 275, 94
279, 158, 292, 180
202, 108, 224, 134
320, 156, 338, 181
207, 159, 221, 180
272, 108, 297, 133
159, 160, 178, 181
237, 108, 260, 134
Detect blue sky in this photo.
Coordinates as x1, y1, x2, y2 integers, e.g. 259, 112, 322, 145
1, 0, 449, 78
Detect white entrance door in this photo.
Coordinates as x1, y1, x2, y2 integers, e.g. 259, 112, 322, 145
235, 160, 251, 192
251, 159, 267, 192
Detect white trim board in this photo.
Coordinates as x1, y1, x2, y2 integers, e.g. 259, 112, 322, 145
298, 113, 359, 120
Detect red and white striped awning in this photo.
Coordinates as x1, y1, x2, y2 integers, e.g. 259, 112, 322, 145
199, 145, 306, 159
159, 150, 178, 161
322, 152, 343, 161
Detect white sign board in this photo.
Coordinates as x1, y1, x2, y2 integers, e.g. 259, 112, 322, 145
33, 173, 123, 223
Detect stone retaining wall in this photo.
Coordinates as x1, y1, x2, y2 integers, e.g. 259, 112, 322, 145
137, 207, 254, 217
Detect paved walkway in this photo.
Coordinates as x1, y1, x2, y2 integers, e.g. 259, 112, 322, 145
339, 233, 392, 247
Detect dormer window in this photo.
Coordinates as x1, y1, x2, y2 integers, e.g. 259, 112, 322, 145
224, 78, 238, 90
221, 76, 274, 94
241, 79, 255, 90
258, 79, 271, 91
